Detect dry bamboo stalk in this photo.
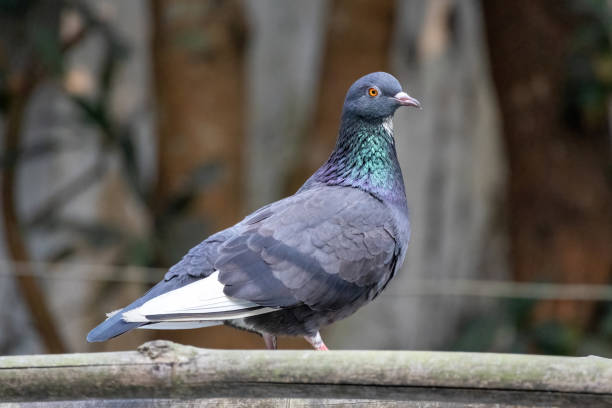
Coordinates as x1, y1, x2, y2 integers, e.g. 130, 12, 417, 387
1, 340, 611, 406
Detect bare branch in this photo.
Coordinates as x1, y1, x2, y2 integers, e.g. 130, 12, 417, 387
0, 340, 611, 405
0, 72, 67, 354
26, 159, 107, 228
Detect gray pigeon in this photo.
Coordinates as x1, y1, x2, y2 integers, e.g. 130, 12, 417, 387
87, 72, 420, 350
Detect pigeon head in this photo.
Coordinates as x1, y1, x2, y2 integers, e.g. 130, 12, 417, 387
303, 71, 421, 204
342, 72, 421, 120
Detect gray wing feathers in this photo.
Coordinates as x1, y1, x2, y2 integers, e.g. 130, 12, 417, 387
160, 186, 400, 312
163, 228, 234, 281
216, 186, 399, 311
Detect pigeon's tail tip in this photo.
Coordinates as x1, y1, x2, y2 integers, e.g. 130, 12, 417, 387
86, 312, 143, 342
86, 325, 116, 342
86, 331, 104, 343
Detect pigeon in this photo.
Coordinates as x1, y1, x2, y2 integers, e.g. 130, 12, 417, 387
87, 72, 420, 350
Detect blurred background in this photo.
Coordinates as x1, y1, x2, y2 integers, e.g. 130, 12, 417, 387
0, 0, 611, 356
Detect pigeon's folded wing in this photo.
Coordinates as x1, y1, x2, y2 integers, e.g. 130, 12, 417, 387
215, 186, 401, 311
121, 271, 276, 323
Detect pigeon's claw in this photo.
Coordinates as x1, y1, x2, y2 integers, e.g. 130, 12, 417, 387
305, 332, 329, 351
315, 343, 329, 351
263, 333, 277, 350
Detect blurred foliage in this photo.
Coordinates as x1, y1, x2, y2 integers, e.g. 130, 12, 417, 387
564, 0, 612, 132
0, 0, 220, 273
1, 0, 610, 355
452, 0, 612, 357
454, 298, 612, 357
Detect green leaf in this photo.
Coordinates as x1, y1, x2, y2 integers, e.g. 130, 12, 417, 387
31, 25, 63, 75
532, 321, 580, 355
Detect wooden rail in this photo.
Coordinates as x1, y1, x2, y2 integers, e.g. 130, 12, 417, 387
1, 340, 611, 407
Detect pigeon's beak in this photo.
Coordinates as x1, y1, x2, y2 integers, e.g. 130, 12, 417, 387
393, 92, 421, 109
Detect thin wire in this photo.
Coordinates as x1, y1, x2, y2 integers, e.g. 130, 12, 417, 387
387, 279, 612, 301
0, 259, 165, 284
1, 259, 611, 301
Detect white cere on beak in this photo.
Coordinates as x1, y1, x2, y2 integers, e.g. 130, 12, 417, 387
393, 91, 421, 108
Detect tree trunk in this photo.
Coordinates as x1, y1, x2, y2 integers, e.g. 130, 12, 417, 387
151, 0, 260, 349
482, 1, 612, 325
288, 0, 396, 192
0, 0, 68, 354
243, 0, 329, 211
152, 0, 245, 232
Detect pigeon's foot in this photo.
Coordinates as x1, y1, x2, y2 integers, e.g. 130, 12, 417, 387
304, 332, 329, 351
263, 333, 277, 350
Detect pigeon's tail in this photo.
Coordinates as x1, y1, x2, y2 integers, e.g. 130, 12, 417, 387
86, 274, 200, 342
86, 310, 144, 342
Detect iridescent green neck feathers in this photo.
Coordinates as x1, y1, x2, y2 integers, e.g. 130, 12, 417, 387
307, 113, 406, 204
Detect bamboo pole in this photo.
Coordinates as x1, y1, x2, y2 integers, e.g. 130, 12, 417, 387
1, 340, 611, 406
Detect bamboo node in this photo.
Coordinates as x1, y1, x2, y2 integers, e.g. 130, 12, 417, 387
137, 340, 177, 360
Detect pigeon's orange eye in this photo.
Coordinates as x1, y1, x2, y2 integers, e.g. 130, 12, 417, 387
368, 87, 378, 97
